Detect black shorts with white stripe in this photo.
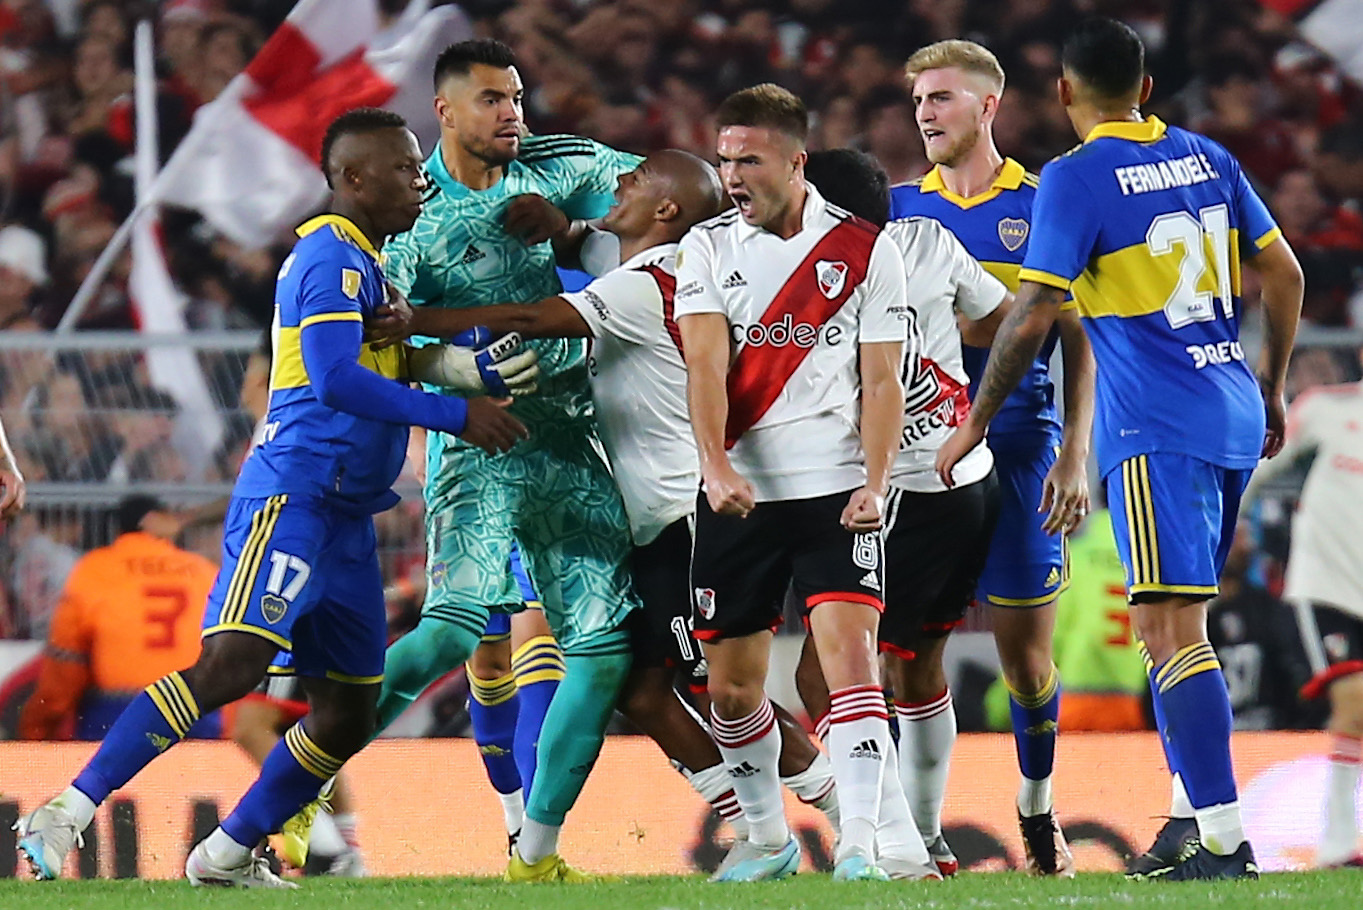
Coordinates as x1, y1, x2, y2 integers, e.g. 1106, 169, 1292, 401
879, 470, 1000, 658
627, 517, 708, 693
1294, 600, 1363, 699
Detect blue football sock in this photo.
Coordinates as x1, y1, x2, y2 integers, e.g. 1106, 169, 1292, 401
468, 668, 522, 795
1150, 641, 1237, 809
73, 671, 200, 804
220, 721, 343, 848
511, 635, 564, 795
1007, 665, 1061, 783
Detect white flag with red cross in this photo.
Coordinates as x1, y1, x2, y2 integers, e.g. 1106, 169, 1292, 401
154, 0, 470, 248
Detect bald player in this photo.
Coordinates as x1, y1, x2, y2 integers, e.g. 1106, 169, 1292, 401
379, 150, 844, 873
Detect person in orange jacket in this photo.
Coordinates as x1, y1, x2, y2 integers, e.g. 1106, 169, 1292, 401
19, 496, 221, 740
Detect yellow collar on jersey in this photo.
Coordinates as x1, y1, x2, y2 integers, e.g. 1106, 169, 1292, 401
918, 157, 1028, 210
1084, 115, 1168, 145
296, 214, 381, 263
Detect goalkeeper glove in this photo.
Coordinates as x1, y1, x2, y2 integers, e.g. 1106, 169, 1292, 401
408, 330, 539, 397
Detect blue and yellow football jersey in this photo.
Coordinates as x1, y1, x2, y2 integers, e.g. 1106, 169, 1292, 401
1020, 117, 1280, 478
890, 158, 1061, 445
234, 214, 409, 514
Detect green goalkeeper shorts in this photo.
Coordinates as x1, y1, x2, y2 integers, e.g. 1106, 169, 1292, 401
422, 429, 639, 655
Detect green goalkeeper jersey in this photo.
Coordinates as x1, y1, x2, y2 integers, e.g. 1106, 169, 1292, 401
383, 134, 642, 488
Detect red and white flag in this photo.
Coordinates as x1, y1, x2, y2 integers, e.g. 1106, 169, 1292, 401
154, 0, 470, 247
1262, 0, 1363, 82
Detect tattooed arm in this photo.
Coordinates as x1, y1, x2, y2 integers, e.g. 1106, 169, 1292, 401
935, 281, 1068, 487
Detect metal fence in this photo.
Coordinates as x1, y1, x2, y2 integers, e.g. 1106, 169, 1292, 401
0, 327, 1360, 642
0, 332, 424, 641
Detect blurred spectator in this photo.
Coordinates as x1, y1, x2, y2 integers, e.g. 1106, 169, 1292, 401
1272, 169, 1363, 326
16, 495, 221, 740
861, 86, 927, 185
1206, 523, 1317, 731
1196, 54, 1302, 187
0, 224, 48, 332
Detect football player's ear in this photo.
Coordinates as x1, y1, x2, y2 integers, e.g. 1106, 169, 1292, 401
1139, 74, 1154, 105
792, 147, 807, 180
656, 198, 680, 223
433, 94, 456, 130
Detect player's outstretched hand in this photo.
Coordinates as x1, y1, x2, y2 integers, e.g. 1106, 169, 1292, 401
935, 421, 986, 489
0, 463, 25, 520
840, 487, 885, 533
1039, 448, 1089, 536
1261, 383, 1287, 458
408, 331, 540, 397
366, 283, 415, 350
504, 194, 569, 246
459, 397, 528, 455
702, 461, 756, 518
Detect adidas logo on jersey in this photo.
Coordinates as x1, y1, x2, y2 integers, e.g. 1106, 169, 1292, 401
728, 761, 760, 779
721, 270, 747, 289
457, 243, 486, 266
849, 739, 882, 761
860, 570, 880, 591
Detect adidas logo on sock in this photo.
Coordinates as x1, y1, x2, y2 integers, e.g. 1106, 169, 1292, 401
728, 761, 760, 778
859, 570, 880, 591
721, 270, 747, 289
849, 739, 882, 761
457, 243, 486, 266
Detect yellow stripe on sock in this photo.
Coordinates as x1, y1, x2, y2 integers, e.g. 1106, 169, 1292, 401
514, 668, 566, 686
157, 679, 197, 737
1158, 658, 1222, 693
1137, 641, 1155, 674
512, 636, 561, 665
1006, 665, 1059, 709
1154, 643, 1218, 691
512, 654, 567, 676
166, 672, 201, 724
285, 725, 344, 779
146, 679, 190, 738
288, 724, 344, 776
468, 671, 519, 706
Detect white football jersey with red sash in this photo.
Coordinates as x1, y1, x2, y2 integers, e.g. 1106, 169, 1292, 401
674, 183, 909, 502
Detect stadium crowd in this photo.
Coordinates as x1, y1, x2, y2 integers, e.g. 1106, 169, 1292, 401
0, 0, 1359, 740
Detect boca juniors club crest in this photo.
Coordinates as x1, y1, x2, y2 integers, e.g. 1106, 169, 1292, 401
997, 217, 1029, 252
815, 260, 848, 299
261, 594, 289, 625
695, 587, 716, 620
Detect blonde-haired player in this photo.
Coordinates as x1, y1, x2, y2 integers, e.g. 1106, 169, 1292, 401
890, 38, 1096, 876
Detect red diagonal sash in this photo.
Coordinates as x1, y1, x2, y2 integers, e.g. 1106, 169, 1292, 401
724, 217, 879, 448
635, 263, 682, 355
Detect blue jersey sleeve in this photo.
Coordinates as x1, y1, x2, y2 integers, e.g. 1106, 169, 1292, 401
300, 319, 469, 435
1227, 153, 1281, 258
295, 249, 366, 326
1018, 159, 1102, 291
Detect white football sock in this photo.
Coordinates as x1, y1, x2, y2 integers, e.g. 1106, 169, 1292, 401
896, 689, 955, 841
874, 735, 932, 865
516, 817, 560, 865
57, 785, 97, 831
683, 762, 750, 840
1320, 733, 1362, 864
498, 789, 525, 836
1018, 775, 1054, 818
203, 826, 252, 868
1170, 772, 1194, 819
711, 699, 788, 850
331, 812, 360, 850
1194, 802, 1246, 855
782, 751, 840, 835
826, 685, 891, 862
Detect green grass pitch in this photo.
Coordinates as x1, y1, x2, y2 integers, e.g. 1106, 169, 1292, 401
2, 871, 1362, 910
